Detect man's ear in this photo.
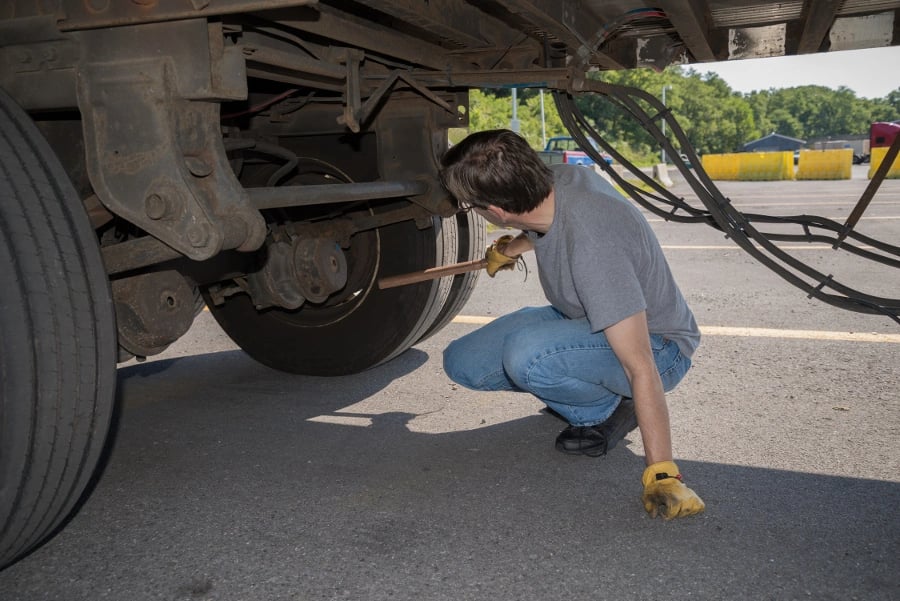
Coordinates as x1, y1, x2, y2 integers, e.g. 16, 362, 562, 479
484, 204, 507, 222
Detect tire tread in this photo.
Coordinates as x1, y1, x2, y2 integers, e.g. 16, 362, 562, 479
0, 88, 116, 569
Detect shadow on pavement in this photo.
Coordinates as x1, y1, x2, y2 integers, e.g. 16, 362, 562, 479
1, 348, 897, 601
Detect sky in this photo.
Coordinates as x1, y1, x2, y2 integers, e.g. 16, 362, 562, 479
694, 45, 898, 99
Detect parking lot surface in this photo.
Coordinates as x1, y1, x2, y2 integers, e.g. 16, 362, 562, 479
1, 168, 898, 600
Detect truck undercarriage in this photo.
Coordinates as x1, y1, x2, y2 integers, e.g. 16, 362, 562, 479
1, 0, 898, 570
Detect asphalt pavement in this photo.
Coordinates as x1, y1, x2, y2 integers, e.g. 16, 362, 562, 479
1, 167, 898, 600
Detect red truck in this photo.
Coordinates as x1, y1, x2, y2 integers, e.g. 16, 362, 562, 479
870, 121, 900, 150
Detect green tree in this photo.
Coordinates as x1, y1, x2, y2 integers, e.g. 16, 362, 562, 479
766, 107, 804, 138
462, 65, 900, 165
763, 85, 875, 138
674, 70, 757, 152
746, 91, 773, 136
468, 88, 515, 133
519, 90, 566, 148
864, 91, 900, 124
575, 67, 756, 155
886, 88, 900, 115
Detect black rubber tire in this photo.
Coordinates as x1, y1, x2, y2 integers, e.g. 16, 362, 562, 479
417, 209, 487, 342
206, 209, 455, 376
0, 88, 117, 570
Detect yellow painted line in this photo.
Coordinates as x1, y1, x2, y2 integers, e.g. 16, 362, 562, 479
450, 315, 900, 343
453, 315, 496, 324
659, 245, 852, 251
729, 200, 899, 206
843, 215, 900, 220
699, 326, 900, 343
647, 215, 899, 223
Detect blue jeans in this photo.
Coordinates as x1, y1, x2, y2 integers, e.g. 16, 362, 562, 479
443, 306, 691, 427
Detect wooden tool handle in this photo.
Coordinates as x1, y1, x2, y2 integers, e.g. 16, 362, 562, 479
377, 258, 488, 289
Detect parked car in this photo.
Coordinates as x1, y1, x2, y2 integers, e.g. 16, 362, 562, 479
537, 136, 614, 167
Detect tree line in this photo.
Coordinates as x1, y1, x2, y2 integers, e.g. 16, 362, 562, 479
461, 66, 900, 166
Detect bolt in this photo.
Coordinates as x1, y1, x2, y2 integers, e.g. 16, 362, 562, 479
160, 291, 178, 310
185, 156, 213, 178
144, 193, 169, 220
186, 224, 209, 248
85, 0, 110, 12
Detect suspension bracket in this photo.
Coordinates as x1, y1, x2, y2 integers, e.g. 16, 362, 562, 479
75, 19, 266, 261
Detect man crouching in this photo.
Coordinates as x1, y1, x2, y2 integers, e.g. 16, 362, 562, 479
439, 129, 704, 520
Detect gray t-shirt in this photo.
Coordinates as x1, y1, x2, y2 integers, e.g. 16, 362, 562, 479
526, 164, 700, 358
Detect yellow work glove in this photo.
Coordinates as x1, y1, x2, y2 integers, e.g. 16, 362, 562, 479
641, 461, 705, 520
484, 234, 519, 277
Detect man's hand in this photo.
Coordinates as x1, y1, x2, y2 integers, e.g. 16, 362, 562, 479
485, 235, 519, 276
641, 461, 705, 520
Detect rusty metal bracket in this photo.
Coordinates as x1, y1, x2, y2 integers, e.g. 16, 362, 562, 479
58, 0, 319, 31
338, 49, 365, 132
0, 15, 81, 110
102, 200, 434, 275
372, 99, 456, 217
75, 19, 265, 261
338, 62, 455, 133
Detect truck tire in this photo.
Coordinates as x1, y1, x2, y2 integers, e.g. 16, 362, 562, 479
0, 88, 117, 570
206, 210, 454, 375
417, 209, 486, 342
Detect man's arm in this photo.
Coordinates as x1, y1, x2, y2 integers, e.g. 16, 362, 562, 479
498, 232, 534, 257
603, 310, 671, 465
604, 311, 705, 519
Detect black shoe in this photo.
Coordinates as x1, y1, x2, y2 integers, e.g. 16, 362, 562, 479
554, 398, 638, 457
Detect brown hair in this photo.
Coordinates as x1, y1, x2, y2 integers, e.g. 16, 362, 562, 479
439, 129, 552, 214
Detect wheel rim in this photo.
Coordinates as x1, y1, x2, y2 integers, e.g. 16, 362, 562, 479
205, 158, 454, 375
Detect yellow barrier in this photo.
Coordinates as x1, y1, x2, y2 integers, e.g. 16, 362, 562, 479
701, 153, 740, 180
796, 149, 852, 180
738, 151, 794, 181
868, 147, 900, 179
702, 152, 794, 181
